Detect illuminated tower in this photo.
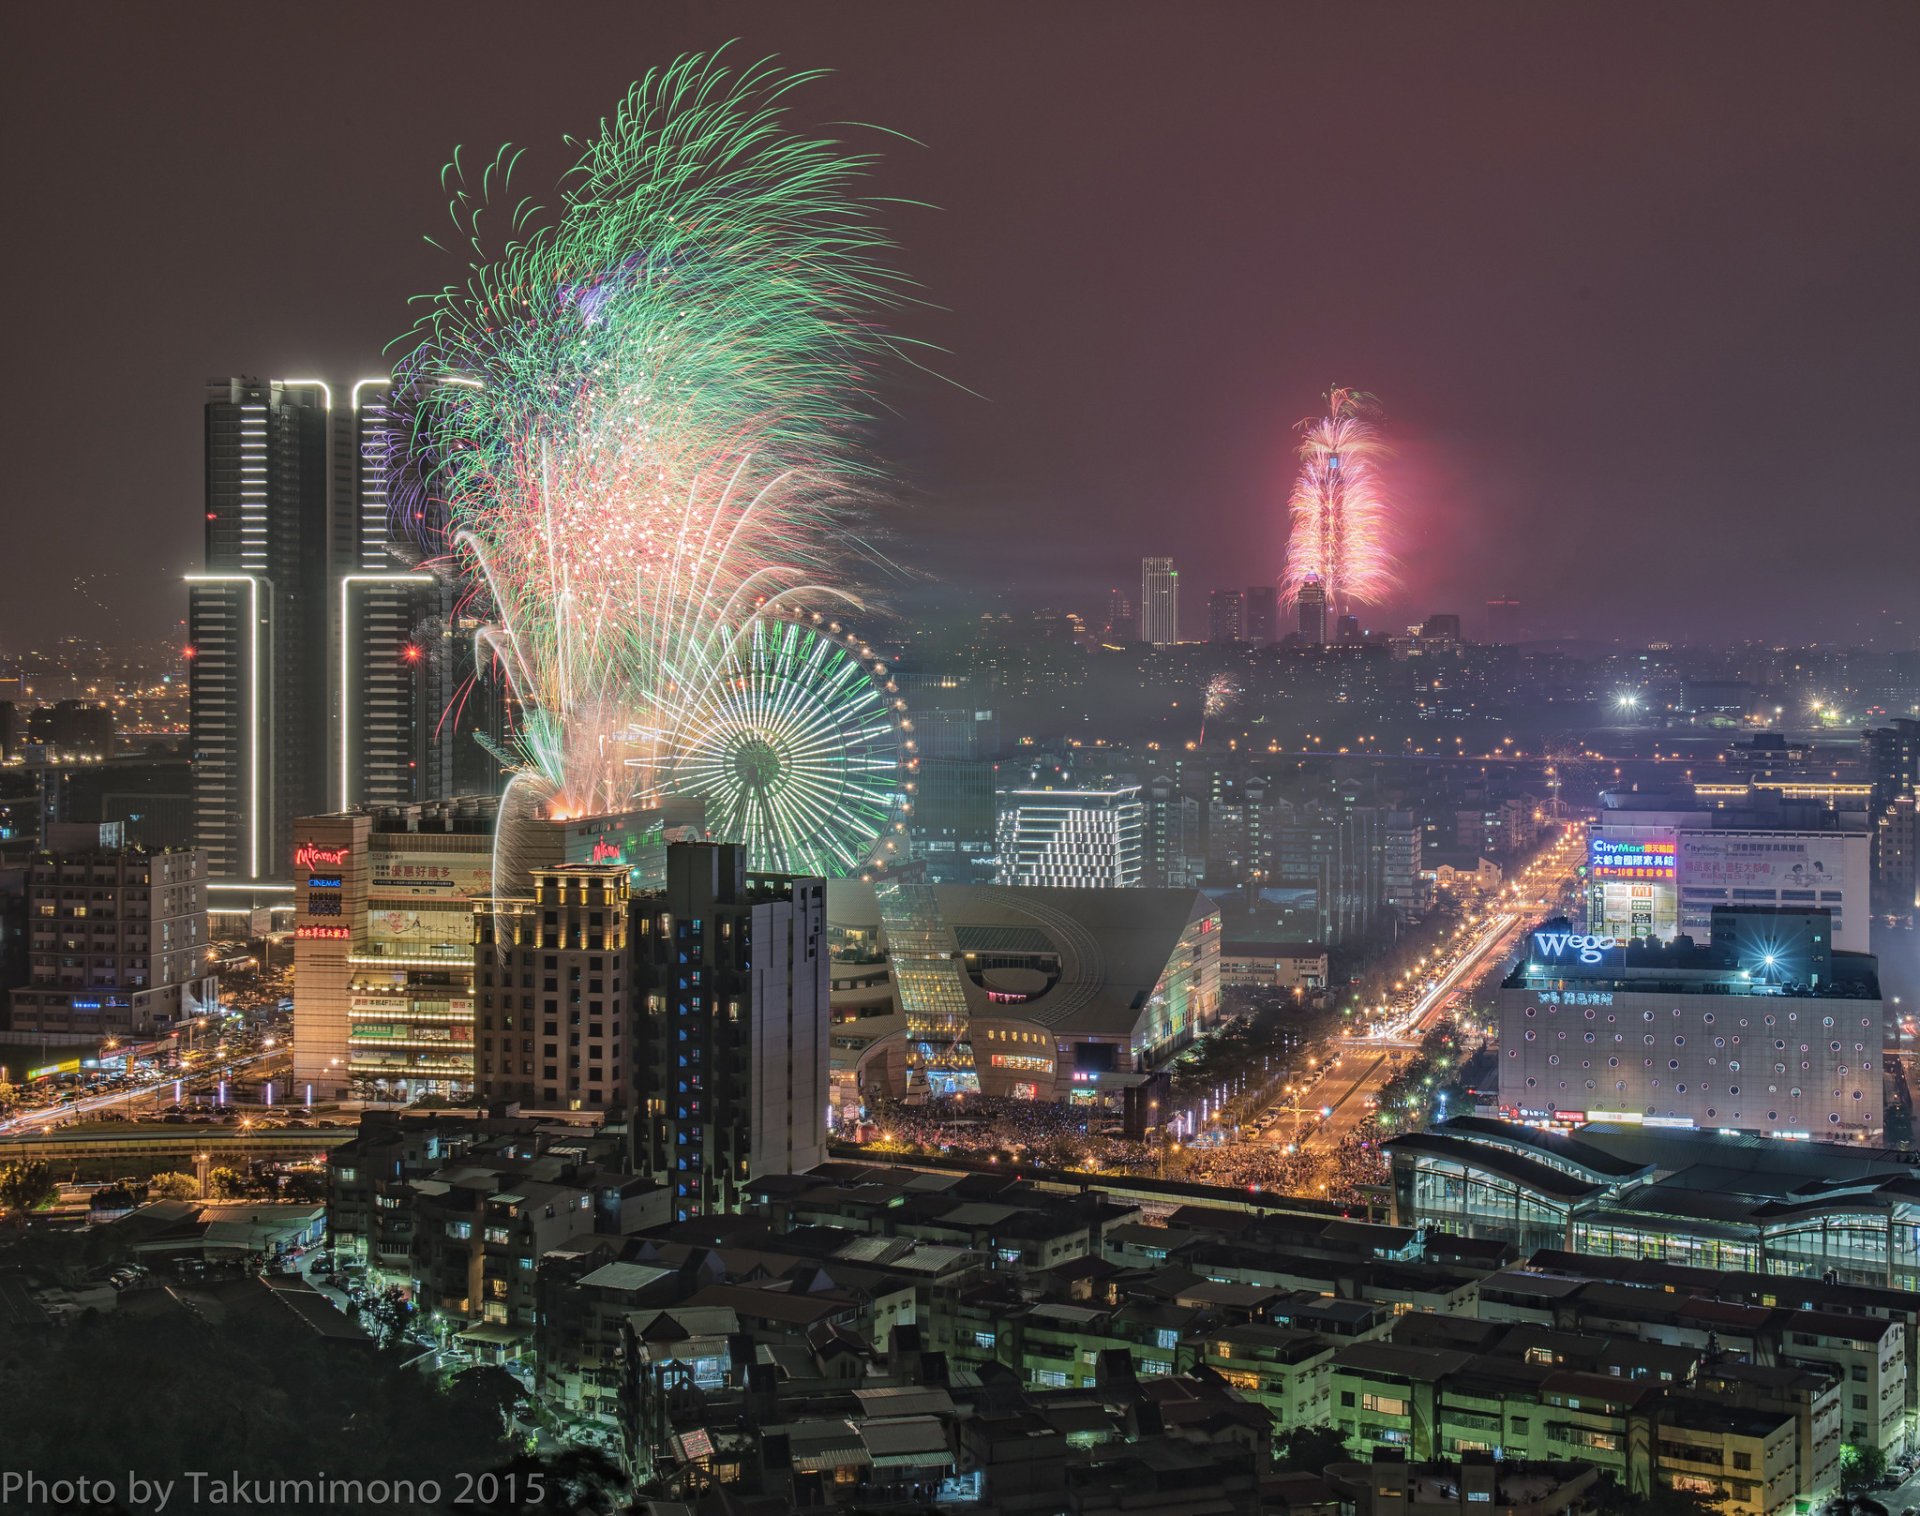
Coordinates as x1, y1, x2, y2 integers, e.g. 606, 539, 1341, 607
336, 378, 436, 811
1141, 557, 1179, 646
1282, 387, 1395, 619
191, 377, 332, 883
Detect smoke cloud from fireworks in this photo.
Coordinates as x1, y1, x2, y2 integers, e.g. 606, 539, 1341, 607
390, 51, 912, 823
1281, 386, 1397, 615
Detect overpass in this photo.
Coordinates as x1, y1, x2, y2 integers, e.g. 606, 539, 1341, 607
0, 1123, 356, 1176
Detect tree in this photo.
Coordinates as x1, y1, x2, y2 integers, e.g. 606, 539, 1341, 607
1591, 1472, 1720, 1516
146, 1172, 200, 1201
0, 1162, 54, 1215
1841, 1442, 1889, 1495
205, 1166, 246, 1199
1273, 1423, 1356, 1472
278, 1169, 325, 1202
358, 1285, 414, 1348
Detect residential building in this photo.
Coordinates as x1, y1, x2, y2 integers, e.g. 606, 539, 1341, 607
628, 841, 830, 1221
8, 825, 214, 1039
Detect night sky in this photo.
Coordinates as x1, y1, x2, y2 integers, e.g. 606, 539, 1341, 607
6, 2, 1917, 649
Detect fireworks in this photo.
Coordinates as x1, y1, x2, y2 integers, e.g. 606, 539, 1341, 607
391, 52, 911, 849
1281, 387, 1397, 615
1199, 672, 1239, 745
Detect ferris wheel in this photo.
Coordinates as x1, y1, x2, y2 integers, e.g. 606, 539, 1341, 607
663, 613, 914, 877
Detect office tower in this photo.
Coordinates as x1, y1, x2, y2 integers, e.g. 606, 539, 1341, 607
9, 825, 214, 1039
336, 379, 437, 811
1336, 614, 1361, 642
1296, 576, 1328, 645
1485, 598, 1523, 644
1140, 558, 1179, 647
1207, 589, 1246, 643
1501, 906, 1882, 1140
191, 377, 334, 882
630, 842, 828, 1220
1420, 613, 1462, 643
1103, 589, 1137, 642
995, 786, 1145, 888
1244, 584, 1278, 644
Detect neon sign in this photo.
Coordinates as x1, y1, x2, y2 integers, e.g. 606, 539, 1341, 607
589, 839, 624, 864
1589, 837, 1674, 881
296, 924, 351, 940
294, 843, 350, 871
1532, 931, 1618, 965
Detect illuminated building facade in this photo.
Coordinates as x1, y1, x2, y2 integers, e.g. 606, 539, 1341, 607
1393, 1116, 1920, 1321
1586, 795, 1871, 953
293, 798, 706, 1101
1498, 909, 1883, 1141
291, 800, 498, 1102
1140, 557, 1179, 647
191, 377, 333, 883
995, 786, 1145, 889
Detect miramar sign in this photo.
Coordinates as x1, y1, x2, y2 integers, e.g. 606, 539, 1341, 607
1531, 931, 1619, 965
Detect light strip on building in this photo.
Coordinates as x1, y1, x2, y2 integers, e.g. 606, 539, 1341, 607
186, 572, 269, 879
338, 572, 435, 809
276, 377, 333, 411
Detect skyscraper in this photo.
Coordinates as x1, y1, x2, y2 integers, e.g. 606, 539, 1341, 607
1103, 589, 1137, 642
1296, 576, 1328, 645
1140, 557, 1179, 646
1207, 589, 1246, 643
1244, 584, 1278, 644
190, 377, 333, 882
193, 373, 514, 887
336, 379, 437, 812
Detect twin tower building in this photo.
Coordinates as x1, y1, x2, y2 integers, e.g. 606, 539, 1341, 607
198, 378, 826, 1223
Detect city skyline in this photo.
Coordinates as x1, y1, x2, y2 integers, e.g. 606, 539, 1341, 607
6, 4, 1919, 650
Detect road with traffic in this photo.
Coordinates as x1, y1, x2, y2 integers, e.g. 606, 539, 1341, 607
1242, 823, 1589, 1170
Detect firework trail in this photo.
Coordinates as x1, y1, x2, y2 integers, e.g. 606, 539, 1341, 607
1198, 672, 1239, 745
389, 51, 911, 822
1281, 387, 1397, 615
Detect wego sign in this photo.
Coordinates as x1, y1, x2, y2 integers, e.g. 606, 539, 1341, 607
1532, 931, 1618, 965
294, 843, 351, 872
